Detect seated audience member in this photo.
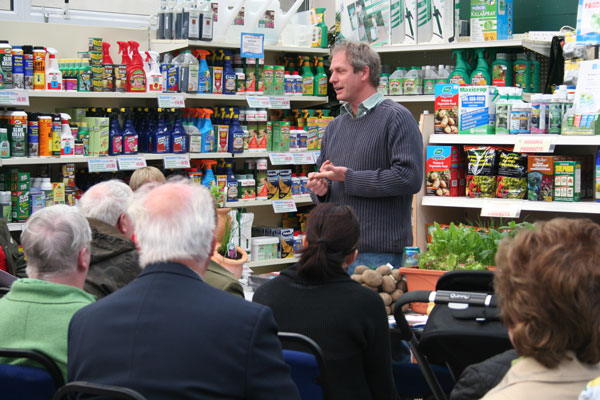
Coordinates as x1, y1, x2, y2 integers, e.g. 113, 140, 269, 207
204, 259, 244, 298
129, 166, 165, 191
482, 218, 600, 400
0, 219, 26, 277
253, 203, 397, 400
67, 181, 300, 399
0, 205, 95, 379
78, 180, 141, 298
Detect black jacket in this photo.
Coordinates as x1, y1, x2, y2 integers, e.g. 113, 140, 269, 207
0, 221, 26, 278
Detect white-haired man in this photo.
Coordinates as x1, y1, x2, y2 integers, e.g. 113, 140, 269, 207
0, 205, 95, 380
67, 181, 300, 399
78, 180, 141, 298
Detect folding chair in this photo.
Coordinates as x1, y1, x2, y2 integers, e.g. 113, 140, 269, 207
52, 381, 147, 400
0, 348, 65, 400
278, 332, 330, 400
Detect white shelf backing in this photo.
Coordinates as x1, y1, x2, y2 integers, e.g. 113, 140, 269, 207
246, 256, 299, 268
0, 153, 233, 166
387, 95, 435, 103
428, 134, 600, 146
226, 194, 313, 208
422, 196, 600, 214
150, 40, 330, 55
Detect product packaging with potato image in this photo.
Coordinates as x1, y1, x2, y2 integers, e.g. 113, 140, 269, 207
426, 145, 461, 197
434, 84, 459, 134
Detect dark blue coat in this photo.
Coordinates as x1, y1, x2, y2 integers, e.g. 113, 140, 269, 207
67, 261, 300, 400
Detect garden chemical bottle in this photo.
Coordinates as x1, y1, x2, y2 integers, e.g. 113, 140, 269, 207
33, 46, 45, 90
23, 45, 33, 90
41, 177, 53, 207
529, 53, 540, 93
311, 8, 328, 48
492, 53, 512, 87
0, 127, 9, 158
201, 159, 217, 187
301, 57, 314, 96
158, 0, 168, 39
313, 57, 327, 96
389, 67, 404, 95
186, 109, 202, 152
117, 41, 132, 65
223, 50, 236, 95
194, 49, 211, 93
11, 46, 24, 90
145, 51, 163, 92
127, 41, 146, 92
449, 50, 469, 85
228, 108, 244, 154
78, 58, 92, 92
417, 0, 433, 43
201, 108, 215, 152
470, 49, 491, 85
175, 49, 199, 93
122, 109, 138, 154
403, 66, 422, 95
0, 41, 12, 89
436, 64, 448, 84
8, 109, 27, 157
199, 0, 214, 41
153, 108, 171, 153
60, 116, 74, 156
225, 162, 238, 202
51, 114, 62, 157
108, 108, 123, 156
45, 48, 62, 90
423, 65, 438, 95
187, 0, 201, 40
171, 109, 188, 153
27, 112, 39, 157
513, 53, 531, 92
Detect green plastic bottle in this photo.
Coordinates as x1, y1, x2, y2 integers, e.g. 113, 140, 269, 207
470, 49, 491, 86
313, 56, 328, 97
491, 53, 513, 87
311, 8, 328, 48
513, 53, 531, 93
529, 53, 541, 93
449, 50, 470, 85
301, 57, 314, 96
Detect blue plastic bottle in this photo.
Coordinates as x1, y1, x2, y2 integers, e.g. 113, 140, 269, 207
108, 108, 123, 156
152, 108, 171, 153
225, 162, 238, 202
223, 50, 236, 95
227, 107, 244, 153
171, 109, 188, 153
201, 159, 217, 187
122, 109, 138, 155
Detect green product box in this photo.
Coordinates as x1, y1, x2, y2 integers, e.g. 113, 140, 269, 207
554, 161, 581, 202
266, 121, 273, 151
470, 0, 513, 41
10, 181, 29, 192
10, 172, 30, 184
279, 121, 290, 152
271, 122, 281, 151
85, 117, 109, 157
264, 65, 275, 95
11, 190, 30, 222
274, 65, 285, 95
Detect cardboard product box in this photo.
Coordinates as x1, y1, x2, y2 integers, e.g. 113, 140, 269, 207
211, 66, 223, 94
278, 227, 295, 258
404, 0, 418, 44
274, 66, 285, 95
426, 145, 461, 197
527, 156, 554, 201
85, 117, 109, 157
11, 190, 30, 222
10, 172, 30, 185
263, 65, 275, 96
9, 181, 29, 192
338, 0, 392, 46
554, 160, 581, 202
419, 0, 458, 44
434, 84, 459, 134
238, 179, 256, 200
278, 169, 292, 199
459, 86, 495, 134
470, 0, 513, 41
52, 182, 65, 204
266, 170, 280, 200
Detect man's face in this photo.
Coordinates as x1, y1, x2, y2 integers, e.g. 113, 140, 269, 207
329, 51, 366, 104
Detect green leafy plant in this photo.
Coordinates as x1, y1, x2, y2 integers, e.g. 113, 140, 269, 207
419, 221, 534, 271
209, 184, 225, 208
217, 213, 233, 257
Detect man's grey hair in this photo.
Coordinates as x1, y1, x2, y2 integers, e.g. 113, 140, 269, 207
128, 180, 215, 268
78, 180, 134, 227
21, 205, 91, 279
331, 40, 381, 88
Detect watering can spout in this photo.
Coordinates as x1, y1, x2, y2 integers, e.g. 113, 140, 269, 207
279, 0, 304, 28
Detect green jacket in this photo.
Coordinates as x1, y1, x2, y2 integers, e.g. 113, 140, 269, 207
0, 221, 26, 278
204, 260, 244, 298
0, 278, 95, 380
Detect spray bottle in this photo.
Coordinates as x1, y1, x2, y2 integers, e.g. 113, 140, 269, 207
145, 51, 163, 92
171, 109, 188, 153
45, 48, 62, 90
223, 50, 236, 95
121, 108, 138, 154
108, 108, 123, 156
201, 108, 215, 153
117, 41, 132, 66
60, 115, 74, 156
529, 53, 541, 93
225, 161, 238, 202
193, 49, 211, 93
301, 56, 314, 96
449, 50, 470, 85
470, 49, 491, 86
313, 57, 327, 97
201, 159, 218, 187
228, 108, 244, 154
311, 8, 328, 48
492, 53, 513, 87
513, 53, 531, 93
127, 41, 146, 92
153, 108, 171, 153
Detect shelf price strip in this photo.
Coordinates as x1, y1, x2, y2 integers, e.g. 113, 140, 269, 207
272, 199, 297, 213
480, 201, 521, 218
268, 96, 291, 109
88, 158, 118, 173
163, 154, 191, 169
246, 96, 272, 108
157, 94, 185, 108
118, 156, 147, 171
269, 153, 294, 165
0, 90, 29, 106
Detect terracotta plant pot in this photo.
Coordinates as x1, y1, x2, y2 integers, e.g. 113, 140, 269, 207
215, 207, 231, 244
398, 267, 445, 314
211, 244, 248, 279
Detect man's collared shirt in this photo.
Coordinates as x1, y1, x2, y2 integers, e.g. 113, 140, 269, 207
341, 92, 384, 118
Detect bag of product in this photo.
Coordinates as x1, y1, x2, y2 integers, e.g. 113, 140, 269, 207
464, 146, 499, 198
496, 150, 528, 199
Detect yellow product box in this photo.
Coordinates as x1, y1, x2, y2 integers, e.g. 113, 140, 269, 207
52, 182, 65, 204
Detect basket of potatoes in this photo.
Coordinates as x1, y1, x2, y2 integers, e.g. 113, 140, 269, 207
351, 265, 409, 316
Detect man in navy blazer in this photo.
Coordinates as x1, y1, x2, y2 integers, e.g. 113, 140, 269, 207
67, 180, 300, 400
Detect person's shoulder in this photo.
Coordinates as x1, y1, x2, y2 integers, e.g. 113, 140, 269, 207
377, 99, 412, 116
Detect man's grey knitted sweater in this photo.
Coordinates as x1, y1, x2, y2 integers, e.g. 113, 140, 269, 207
315, 99, 423, 253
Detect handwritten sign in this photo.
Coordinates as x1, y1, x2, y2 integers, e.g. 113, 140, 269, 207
480, 202, 521, 218
241, 33, 265, 58
0, 90, 29, 106
292, 152, 316, 165
88, 158, 118, 172
269, 153, 294, 165
157, 94, 185, 108
163, 154, 191, 169
268, 96, 291, 109
246, 96, 271, 108
118, 156, 147, 171
272, 199, 297, 213
514, 136, 554, 153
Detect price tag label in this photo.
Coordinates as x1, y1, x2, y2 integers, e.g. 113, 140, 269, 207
0, 90, 29, 106
269, 152, 294, 165
118, 156, 147, 171
480, 202, 521, 218
88, 158, 118, 172
268, 96, 291, 109
513, 136, 555, 153
292, 152, 316, 165
246, 96, 271, 108
272, 199, 297, 213
157, 94, 186, 108
240, 33, 265, 58
163, 154, 191, 169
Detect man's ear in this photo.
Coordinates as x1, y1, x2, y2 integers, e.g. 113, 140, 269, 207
78, 247, 90, 274
360, 66, 371, 82
117, 213, 128, 235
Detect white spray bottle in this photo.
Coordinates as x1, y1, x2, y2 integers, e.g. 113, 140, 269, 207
60, 113, 74, 156
45, 48, 62, 90
146, 51, 164, 92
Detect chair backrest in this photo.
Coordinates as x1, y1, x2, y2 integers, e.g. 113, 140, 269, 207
52, 381, 147, 400
278, 332, 330, 400
0, 348, 65, 400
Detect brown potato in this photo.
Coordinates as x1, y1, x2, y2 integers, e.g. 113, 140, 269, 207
444, 126, 452, 133
391, 289, 404, 302
432, 178, 440, 190
381, 275, 396, 293
448, 117, 456, 126
379, 292, 393, 306
436, 188, 444, 196
391, 269, 402, 281
362, 269, 383, 287
354, 265, 369, 275
440, 116, 449, 127
440, 180, 447, 188
397, 279, 407, 292
450, 126, 458, 133
376, 265, 392, 276
362, 283, 378, 292
429, 172, 439, 180
351, 274, 363, 283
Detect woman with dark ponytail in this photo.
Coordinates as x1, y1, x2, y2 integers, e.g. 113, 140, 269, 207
253, 203, 397, 400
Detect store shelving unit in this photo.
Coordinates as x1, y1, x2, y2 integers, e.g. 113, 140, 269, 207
150, 39, 330, 55
421, 197, 600, 215
225, 195, 313, 209
0, 152, 231, 166
428, 134, 600, 146
246, 256, 299, 269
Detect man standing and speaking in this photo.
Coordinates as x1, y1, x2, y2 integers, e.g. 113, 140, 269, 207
308, 41, 423, 273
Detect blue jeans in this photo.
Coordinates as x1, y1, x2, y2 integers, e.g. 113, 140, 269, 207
347, 252, 403, 275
